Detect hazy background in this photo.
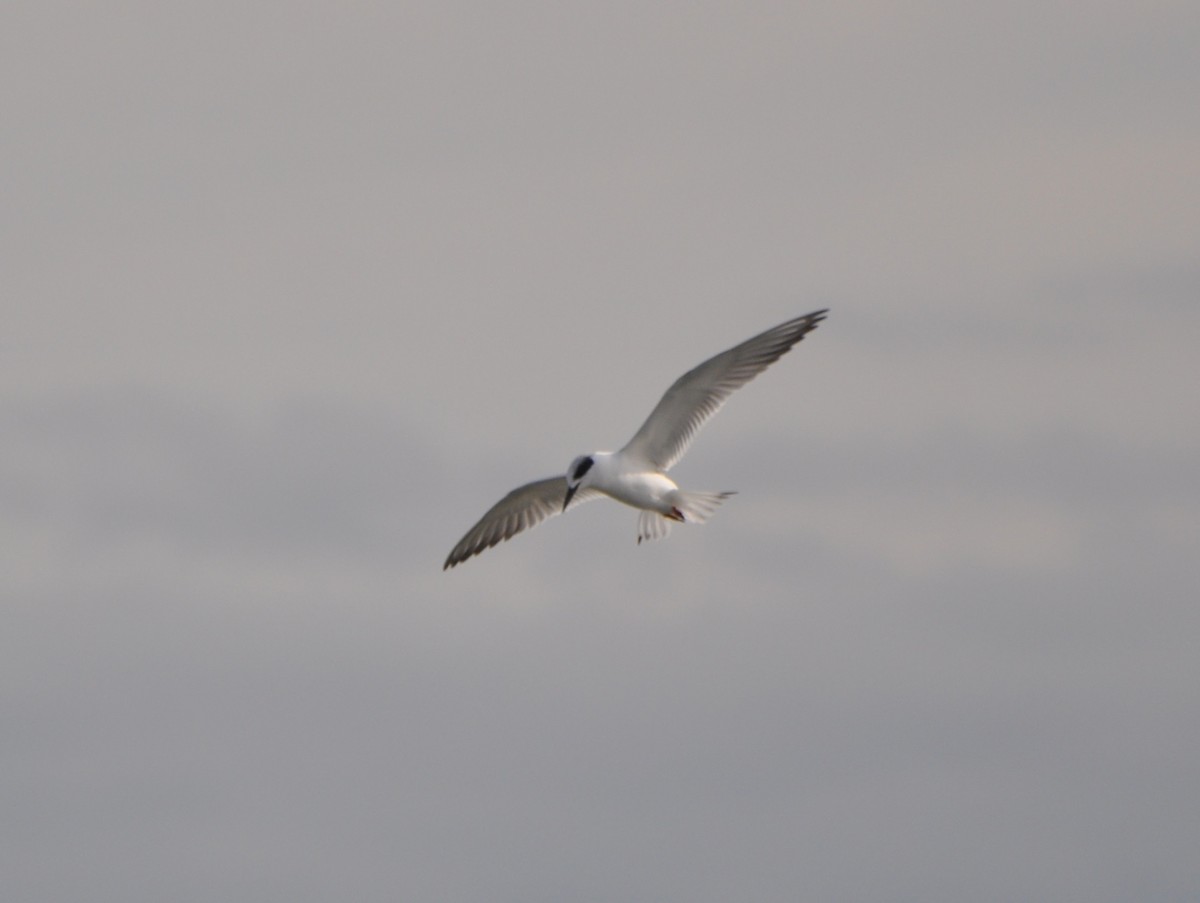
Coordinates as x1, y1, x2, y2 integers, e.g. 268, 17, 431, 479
4, 2, 1198, 900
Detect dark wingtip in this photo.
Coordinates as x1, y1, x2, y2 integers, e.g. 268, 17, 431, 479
801, 308, 829, 329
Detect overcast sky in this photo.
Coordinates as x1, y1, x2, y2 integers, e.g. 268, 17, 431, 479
4, 2, 1199, 901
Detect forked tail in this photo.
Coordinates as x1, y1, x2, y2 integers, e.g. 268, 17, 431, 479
672, 489, 736, 524
636, 490, 736, 545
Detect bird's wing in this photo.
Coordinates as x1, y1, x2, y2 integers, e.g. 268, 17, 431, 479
620, 309, 828, 471
444, 476, 602, 569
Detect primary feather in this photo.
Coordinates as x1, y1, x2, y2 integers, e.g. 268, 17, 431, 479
443, 477, 600, 569
620, 310, 827, 471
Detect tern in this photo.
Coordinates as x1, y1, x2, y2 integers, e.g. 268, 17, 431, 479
444, 309, 828, 569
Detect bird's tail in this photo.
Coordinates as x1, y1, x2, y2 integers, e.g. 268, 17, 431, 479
672, 489, 736, 524
637, 509, 673, 544
636, 490, 736, 545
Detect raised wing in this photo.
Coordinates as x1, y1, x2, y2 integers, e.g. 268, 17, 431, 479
444, 476, 601, 569
620, 310, 828, 471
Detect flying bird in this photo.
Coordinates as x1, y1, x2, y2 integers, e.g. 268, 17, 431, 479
444, 309, 828, 569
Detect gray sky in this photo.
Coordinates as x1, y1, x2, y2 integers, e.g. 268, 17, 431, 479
4, 2, 1199, 901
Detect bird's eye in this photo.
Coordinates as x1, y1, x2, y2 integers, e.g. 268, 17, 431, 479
572, 457, 594, 481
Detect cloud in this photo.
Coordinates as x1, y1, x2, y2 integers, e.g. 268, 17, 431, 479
3, 1, 1199, 900
1, 392, 442, 598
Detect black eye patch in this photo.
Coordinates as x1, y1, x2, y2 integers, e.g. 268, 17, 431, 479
572, 457, 594, 481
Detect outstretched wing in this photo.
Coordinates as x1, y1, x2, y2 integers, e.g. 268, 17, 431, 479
444, 476, 601, 570
620, 309, 828, 471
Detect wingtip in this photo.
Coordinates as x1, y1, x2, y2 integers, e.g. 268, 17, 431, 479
443, 551, 469, 571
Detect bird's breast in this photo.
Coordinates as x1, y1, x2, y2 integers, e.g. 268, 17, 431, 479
596, 469, 679, 513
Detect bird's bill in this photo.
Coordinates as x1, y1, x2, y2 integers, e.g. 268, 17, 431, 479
562, 483, 577, 511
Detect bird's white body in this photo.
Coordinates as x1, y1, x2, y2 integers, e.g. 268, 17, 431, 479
444, 310, 828, 569
582, 452, 678, 515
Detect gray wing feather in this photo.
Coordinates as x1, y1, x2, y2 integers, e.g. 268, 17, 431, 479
444, 476, 601, 569
620, 310, 828, 471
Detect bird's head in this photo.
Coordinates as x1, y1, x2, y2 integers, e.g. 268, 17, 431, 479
563, 454, 595, 511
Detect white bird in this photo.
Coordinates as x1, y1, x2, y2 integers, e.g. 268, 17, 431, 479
444, 309, 828, 569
